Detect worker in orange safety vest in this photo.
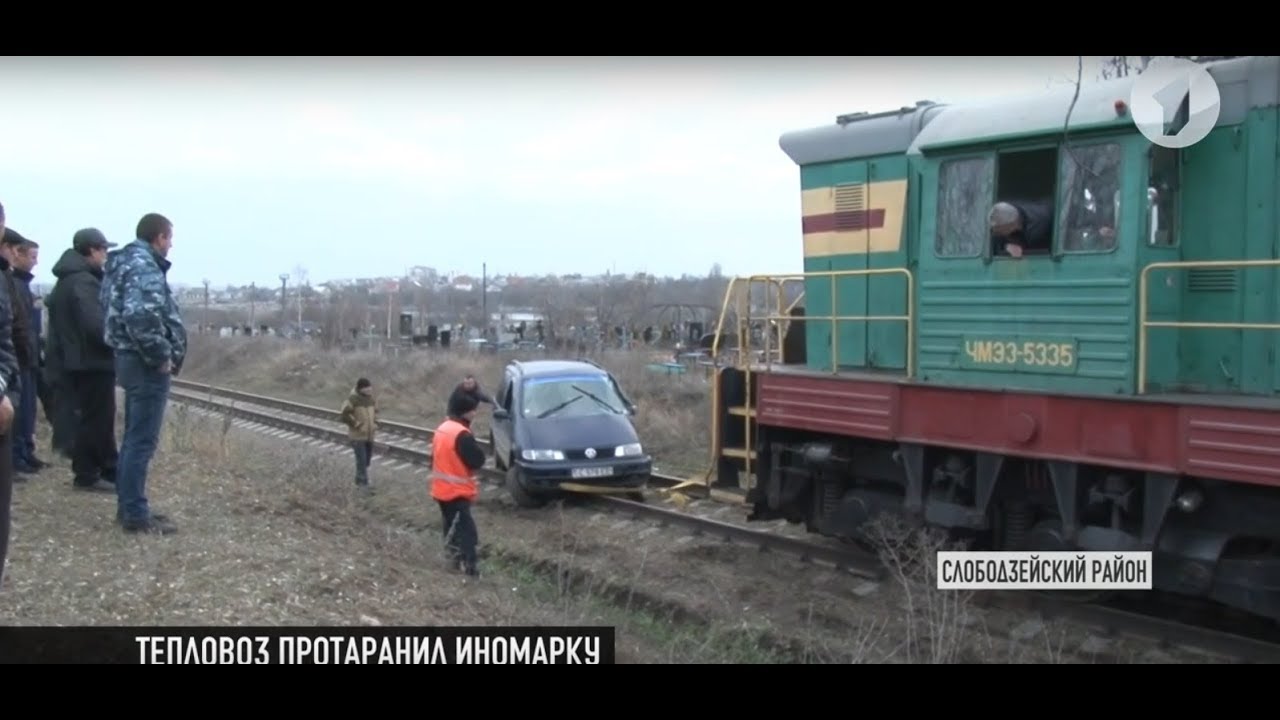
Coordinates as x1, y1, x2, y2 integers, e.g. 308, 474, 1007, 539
430, 392, 487, 577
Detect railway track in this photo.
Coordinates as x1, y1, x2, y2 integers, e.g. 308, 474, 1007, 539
165, 379, 876, 577
165, 378, 1280, 663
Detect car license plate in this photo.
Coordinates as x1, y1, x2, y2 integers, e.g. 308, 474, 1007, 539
571, 466, 614, 479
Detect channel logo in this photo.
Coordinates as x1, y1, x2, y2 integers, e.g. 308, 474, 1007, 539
1129, 57, 1222, 149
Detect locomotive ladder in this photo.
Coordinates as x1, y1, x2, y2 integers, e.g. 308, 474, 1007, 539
665, 276, 797, 503
667, 268, 916, 502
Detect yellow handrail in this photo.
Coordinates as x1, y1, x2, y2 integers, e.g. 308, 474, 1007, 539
709, 276, 791, 365
1137, 258, 1280, 394
698, 267, 916, 489
743, 268, 916, 378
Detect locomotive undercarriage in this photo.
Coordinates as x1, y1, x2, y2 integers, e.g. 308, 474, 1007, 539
744, 427, 1280, 623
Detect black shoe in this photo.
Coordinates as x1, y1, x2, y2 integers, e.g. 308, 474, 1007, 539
73, 479, 115, 493
117, 512, 168, 524
122, 515, 177, 535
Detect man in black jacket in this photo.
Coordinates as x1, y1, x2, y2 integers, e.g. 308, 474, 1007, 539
989, 199, 1053, 258
1, 230, 45, 474
46, 229, 118, 491
448, 374, 494, 414
0, 202, 24, 589
0, 229, 34, 486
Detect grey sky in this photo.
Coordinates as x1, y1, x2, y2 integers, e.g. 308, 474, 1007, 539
0, 56, 1114, 290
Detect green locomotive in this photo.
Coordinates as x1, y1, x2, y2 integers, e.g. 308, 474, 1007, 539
700, 56, 1280, 622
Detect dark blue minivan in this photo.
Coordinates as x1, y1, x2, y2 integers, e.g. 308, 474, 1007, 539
488, 359, 652, 507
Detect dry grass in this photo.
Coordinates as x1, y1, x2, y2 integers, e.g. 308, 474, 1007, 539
1, 401, 1208, 663
179, 335, 711, 477
2, 420, 592, 630
852, 513, 1225, 664
188, 406, 1209, 663
0, 404, 789, 662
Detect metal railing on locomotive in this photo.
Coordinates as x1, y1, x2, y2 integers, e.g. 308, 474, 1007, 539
1138, 258, 1280, 394
694, 268, 916, 491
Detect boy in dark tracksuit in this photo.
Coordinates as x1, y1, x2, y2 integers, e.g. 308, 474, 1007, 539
339, 378, 378, 487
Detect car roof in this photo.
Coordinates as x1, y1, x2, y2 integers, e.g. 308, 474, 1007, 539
508, 359, 609, 380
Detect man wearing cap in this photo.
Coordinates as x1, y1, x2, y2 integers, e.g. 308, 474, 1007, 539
0, 228, 43, 475
429, 392, 487, 578
0, 202, 23, 588
46, 228, 119, 492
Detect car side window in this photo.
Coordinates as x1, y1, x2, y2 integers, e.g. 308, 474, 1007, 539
502, 378, 514, 412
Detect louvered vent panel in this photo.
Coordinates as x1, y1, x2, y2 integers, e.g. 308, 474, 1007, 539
1187, 268, 1238, 293
833, 183, 866, 231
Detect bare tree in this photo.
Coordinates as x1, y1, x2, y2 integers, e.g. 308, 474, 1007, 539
1100, 55, 1243, 80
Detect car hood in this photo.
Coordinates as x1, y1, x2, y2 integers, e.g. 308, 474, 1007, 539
521, 412, 638, 451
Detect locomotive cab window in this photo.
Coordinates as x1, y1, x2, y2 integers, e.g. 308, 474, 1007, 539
1057, 142, 1123, 253
1147, 146, 1179, 247
989, 146, 1058, 259
935, 155, 994, 258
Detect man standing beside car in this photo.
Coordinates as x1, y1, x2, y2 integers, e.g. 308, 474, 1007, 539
448, 374, 493, 413
429, 393, 486, 578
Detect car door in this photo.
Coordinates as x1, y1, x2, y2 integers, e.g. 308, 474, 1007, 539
490, 372, 516, 466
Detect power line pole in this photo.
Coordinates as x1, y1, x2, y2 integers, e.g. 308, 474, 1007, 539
249, 282, 256, 335
481, 262, 487, 339
202, 279, 210, 335
279, 273, 289, 335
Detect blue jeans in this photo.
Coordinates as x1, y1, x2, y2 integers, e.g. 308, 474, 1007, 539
115, 352, 171, 524
352, 441, 372, 485
12, 369, 35, 468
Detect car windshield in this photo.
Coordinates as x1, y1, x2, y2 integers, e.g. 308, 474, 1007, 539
522, 374, 627, 419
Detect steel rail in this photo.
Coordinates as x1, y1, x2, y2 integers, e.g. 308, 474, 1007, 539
166, 387, 882, 579
166, 381, 1280, 662
169, 378, 693, 492
1026, 596, 1280, 663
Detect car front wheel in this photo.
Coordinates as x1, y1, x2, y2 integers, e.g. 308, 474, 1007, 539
506, 465, 548, 509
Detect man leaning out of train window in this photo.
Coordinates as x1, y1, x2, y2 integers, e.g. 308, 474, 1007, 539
989, 200, 1053, 258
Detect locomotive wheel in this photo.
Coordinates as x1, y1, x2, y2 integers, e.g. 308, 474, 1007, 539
1025, 518, 1114, 605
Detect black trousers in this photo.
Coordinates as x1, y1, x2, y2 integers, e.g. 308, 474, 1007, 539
51, 379, 78, 458
36, 370, 54, 424
67, 371, 118, 485
0, 414, 13, 589
438, 498, 478, 574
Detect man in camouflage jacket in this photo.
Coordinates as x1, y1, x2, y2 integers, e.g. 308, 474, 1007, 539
100, 213, 186, 535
